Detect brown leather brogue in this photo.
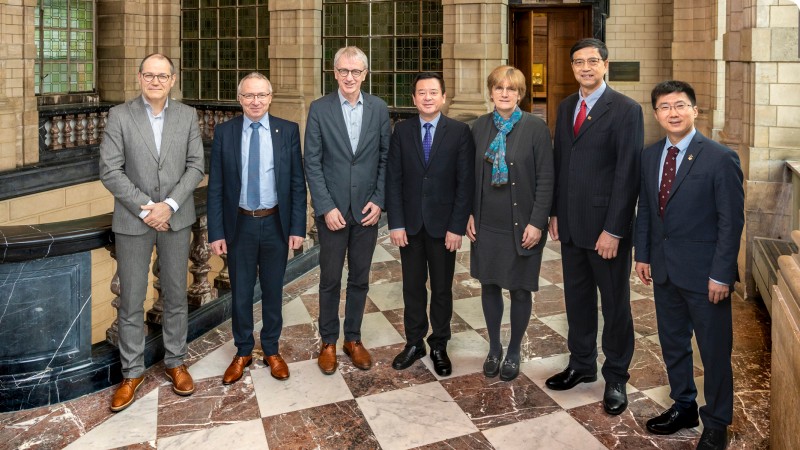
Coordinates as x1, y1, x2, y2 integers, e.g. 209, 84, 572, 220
222, 355, 253, 385
318, 342, 338, 375
165, 364, 195, 395
264, 354, 289, 380
110, 376, 145, 412
343, 340, 372, 370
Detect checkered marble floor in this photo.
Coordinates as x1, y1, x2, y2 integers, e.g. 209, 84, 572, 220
1, 229, 771, 449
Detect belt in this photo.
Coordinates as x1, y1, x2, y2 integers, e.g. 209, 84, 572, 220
238, 206, 278, 217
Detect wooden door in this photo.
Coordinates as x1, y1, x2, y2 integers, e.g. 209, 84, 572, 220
512, 12, 533, 112
546, 9, 591, 135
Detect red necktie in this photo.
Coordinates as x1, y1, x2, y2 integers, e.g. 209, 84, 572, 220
658, 146, 680, 218
573, 100, 587, 136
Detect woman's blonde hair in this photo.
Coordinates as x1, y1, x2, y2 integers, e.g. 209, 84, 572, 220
486, 65, 527, 99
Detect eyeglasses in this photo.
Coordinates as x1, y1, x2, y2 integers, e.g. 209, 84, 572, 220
571, 58, 604, 68
239, 93, 272, 101
335, 68, 365, 78
656, 102, 692, 114
493, 86, 518, 94
141, 73, 172, 83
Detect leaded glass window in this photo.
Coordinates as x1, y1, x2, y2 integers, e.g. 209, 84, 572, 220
322, 0, 443, 108
35, 0, 96, 95
181, 0, 270, 101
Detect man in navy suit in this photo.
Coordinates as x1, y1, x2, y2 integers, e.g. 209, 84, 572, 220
207, 73, 307, 383
385, 72, 475, 376
546, 38, 643, 415
635, 80, 743, 450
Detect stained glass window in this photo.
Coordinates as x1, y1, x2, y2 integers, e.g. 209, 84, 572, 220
35, 0, 96, 95
181, 0, 270, 101
322, 0, 443, 108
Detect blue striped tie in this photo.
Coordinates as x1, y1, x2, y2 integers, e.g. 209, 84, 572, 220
247, 122, 261, 210
423, 123, 432, 164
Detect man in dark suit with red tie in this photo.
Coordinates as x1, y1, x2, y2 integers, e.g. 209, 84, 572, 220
546, 38, 643, 415
635, 80, 743, 450
207, 73, 307, 383
385, 72, 475, 375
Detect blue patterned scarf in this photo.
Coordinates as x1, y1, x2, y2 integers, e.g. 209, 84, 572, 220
485, 107, 522, 186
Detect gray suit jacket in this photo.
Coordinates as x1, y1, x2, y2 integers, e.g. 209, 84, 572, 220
304, 91, 391, 222
100, 96, 205, 235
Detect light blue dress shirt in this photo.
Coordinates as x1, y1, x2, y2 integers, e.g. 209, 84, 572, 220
338, 90, 364, 154
573, 81, 607, 123
239, 114, 278, 210
657, 128, 696, 187
139, 98, 178, 218
419, 113, 441, 143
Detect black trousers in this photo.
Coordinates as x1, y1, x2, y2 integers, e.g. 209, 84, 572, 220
228, 213, 288, 356
400, 228, 456, 350
316, 212, 378, 343
560, 239, 635, 383
653, 281, 733, 430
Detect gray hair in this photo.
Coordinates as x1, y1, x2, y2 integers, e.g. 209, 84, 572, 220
333, 46, 369, 71
237, 72, 272, 95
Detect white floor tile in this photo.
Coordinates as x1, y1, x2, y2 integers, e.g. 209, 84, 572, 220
64, 389, 159, 450
158, 419, 268, 450
539, 313, 605, 348
359, 311, 405, 348
252, 359, 353, 417
372, 244, 396, 263
282, 296, 313, 327
452, 295, 510, 330
188, 340, 238, 381
367, 281, 405, 311
357, 382, 477, 450
482, 411, 606, 450
541, 247, 561, 262
420, 329, 489, 380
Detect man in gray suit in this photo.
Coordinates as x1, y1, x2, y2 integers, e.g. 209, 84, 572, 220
100, 54, 205, 412
304, 46, 391, 374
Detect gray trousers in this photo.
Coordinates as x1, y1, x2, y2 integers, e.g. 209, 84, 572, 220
115, 226, 192, 378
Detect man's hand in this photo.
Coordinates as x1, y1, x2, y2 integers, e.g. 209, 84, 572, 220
521, 225, 542, 250
360, 202, 381, 227
142, 202, 173, 231
708, 280, 730, 304
390, 229, 408, 247
289, 235, 304, 250
595, 231, 620, 259
466, 215, 477, 242
324, 208, 347, 231
210, 239, 227, 256
548, 216, 559, 241
635, 262, 651, 286
445, 231, 462, 252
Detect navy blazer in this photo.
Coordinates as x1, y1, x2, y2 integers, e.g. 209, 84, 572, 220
385, 114, 475, 238
552, 87, 643, 248
634, 132, 744, 293
207, 114, 307, 244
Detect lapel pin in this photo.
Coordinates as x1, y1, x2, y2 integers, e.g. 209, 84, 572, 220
688, 154, 693, 160
275, 128, 279, 133
587, 116, 592, 120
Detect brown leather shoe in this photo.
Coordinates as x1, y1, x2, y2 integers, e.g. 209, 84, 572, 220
343, 340, 372, 370
222, 355, 253, 385
110, 376, 144, 412
165, 364, 194, 395
318, 342, 338, 375
264, 354, 290, 380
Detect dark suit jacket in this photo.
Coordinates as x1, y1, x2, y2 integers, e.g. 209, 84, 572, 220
634, 132, 744, 294
207, 114, 307, 245
552, 87, 644, 248
471, 111, 554, 255
304, 91, 391, 222
100, 96, 205, 235
385, 114, 475, 238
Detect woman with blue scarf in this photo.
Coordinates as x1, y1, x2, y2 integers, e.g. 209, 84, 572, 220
466, 66, 554, 381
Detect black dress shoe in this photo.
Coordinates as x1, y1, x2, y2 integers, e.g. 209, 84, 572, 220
483, 352, 502, 378
430, 348, 452, 376
603, 382, 628, 415
392, 345, 426, 370
646, 407, 699, 435
545, 367, 597, 391
499, 358, 520, 382
696, 427, 728, 450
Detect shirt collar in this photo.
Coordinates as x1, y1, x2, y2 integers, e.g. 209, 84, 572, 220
420, 113, 442, 128
578, 81, 607, 108
663, 127, 697, 153
243, 113, 270, 132
338, 90, 364, 107
143, 97, 169, 117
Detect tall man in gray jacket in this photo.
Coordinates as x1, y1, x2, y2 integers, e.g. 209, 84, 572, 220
304, 46, 391, 375
100, 53, 204, 412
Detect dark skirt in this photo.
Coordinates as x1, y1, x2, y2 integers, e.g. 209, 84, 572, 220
470, 223, 543, 292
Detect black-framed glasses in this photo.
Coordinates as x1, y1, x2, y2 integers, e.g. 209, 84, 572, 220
571, 58, 604, 68
239, 93, 272, 101
335, 68, 365, 78
141, 73, 172, 83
